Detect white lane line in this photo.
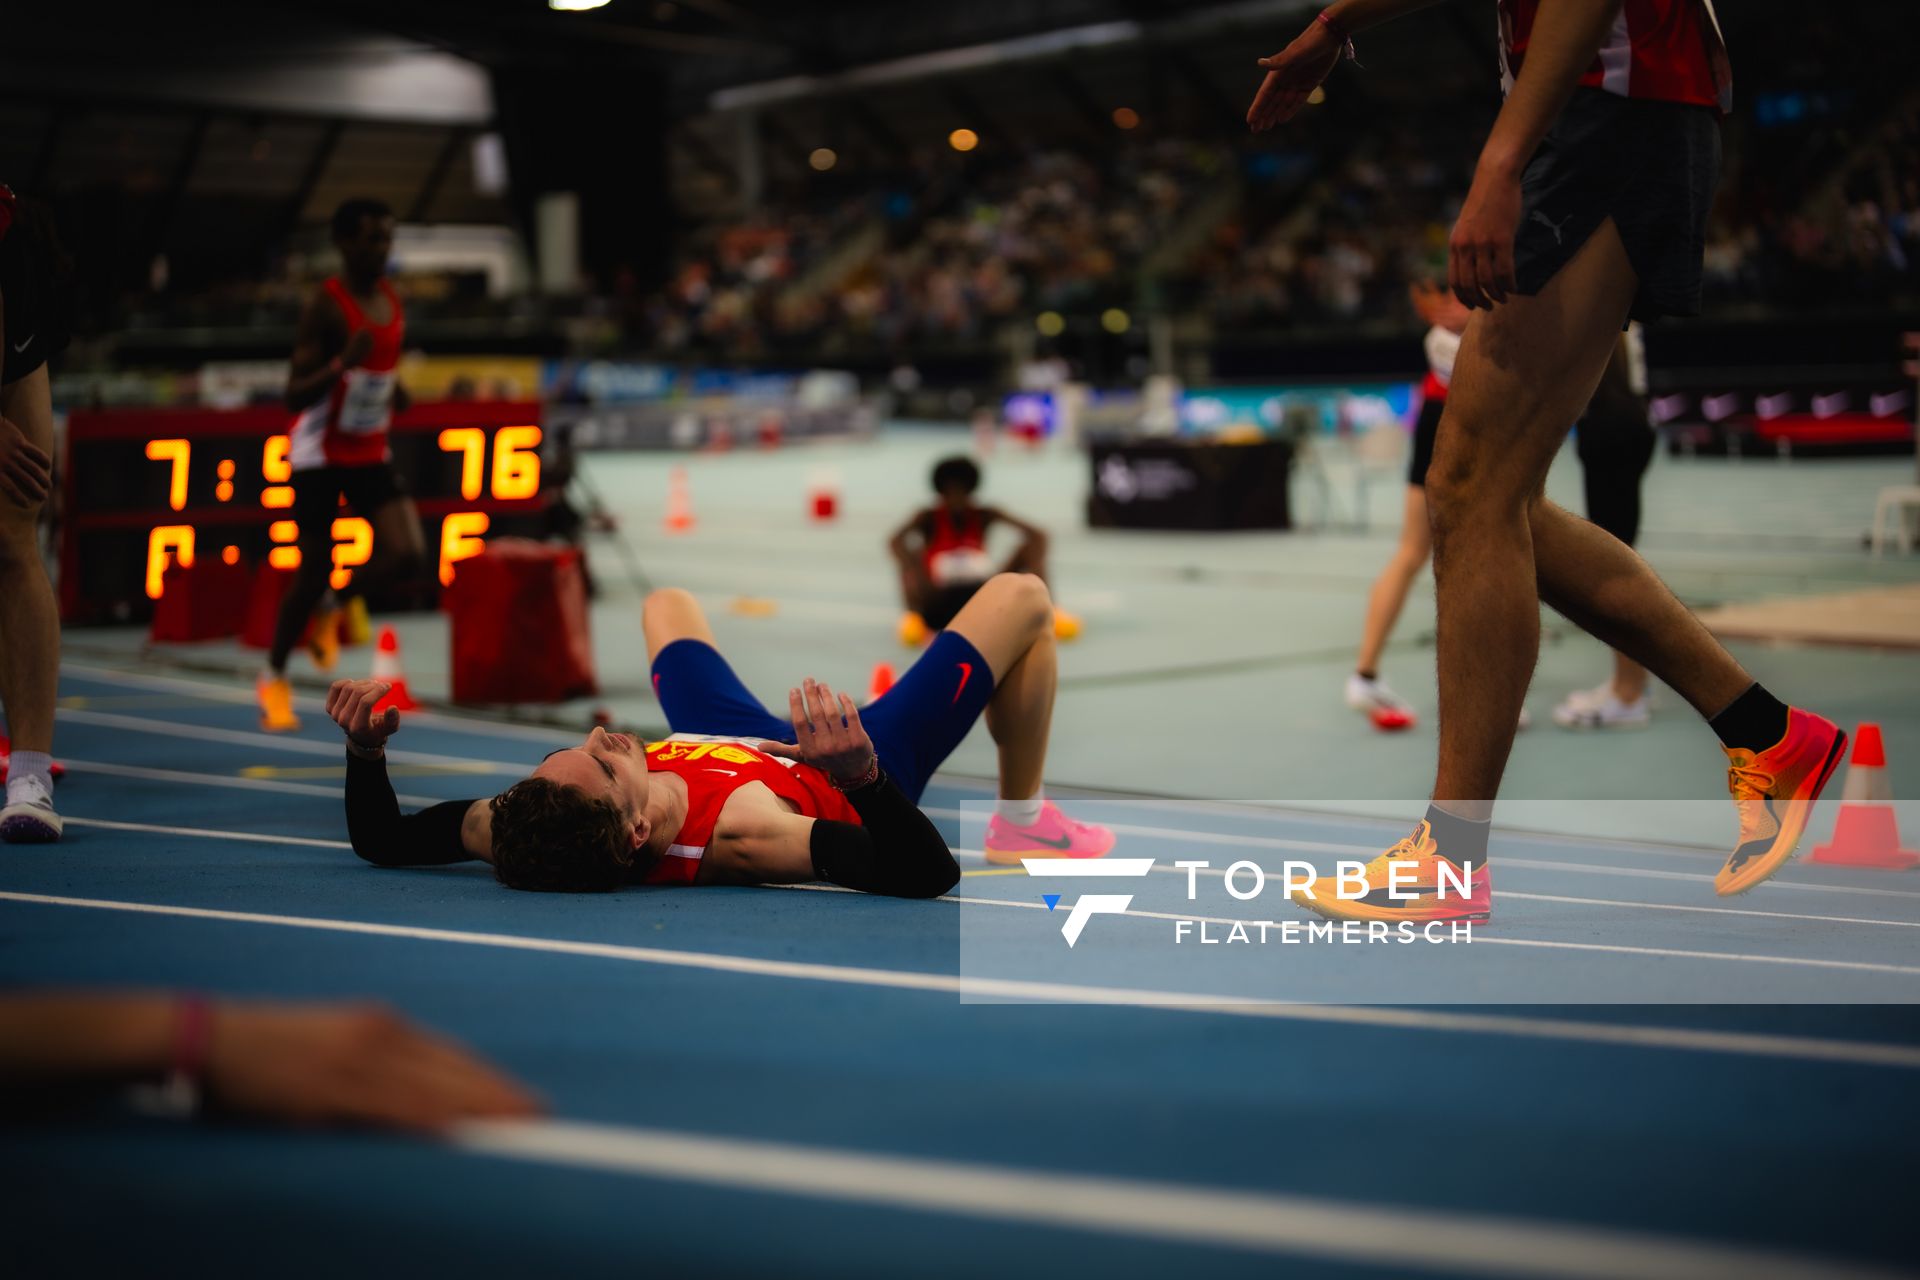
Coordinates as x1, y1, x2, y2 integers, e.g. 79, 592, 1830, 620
64, 817, 352, 851
50, 816, 1920, 959
6, 891, 1920, 1070
55, 708, 527, 774
452, 1119, 1893, 1280
56, 759, 442, 808
62, 662, 582, 744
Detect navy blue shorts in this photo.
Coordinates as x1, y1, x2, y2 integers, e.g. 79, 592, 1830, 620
648, 631, 995, 803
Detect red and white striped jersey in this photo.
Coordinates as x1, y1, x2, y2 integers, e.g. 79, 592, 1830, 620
288, 276, 404, 471
1498, 0, 1731, 112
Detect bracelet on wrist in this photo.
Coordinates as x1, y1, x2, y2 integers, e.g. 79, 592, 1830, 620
830, 758, 882, 792
345, 739, 386, 761
1316, 10, 1359, 63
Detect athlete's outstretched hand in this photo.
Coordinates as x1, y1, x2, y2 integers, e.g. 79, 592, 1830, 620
1449, 166, 1523, 309
328, 678, 402, 752
1247, 17, 1342, 132
0, 413, 52, 508
205, 1000, 543, 1135
758, 677, 877, 787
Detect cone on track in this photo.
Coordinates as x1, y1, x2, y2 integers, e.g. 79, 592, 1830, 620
664, 466, 696, 534
1812, 723, 1918, 870
868, 662, 895, 702
370, 627, 420, 713
808, 466, 840, 522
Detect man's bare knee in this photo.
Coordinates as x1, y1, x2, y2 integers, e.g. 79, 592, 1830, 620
983, 572, 1052, 632
643, 587, 711, 651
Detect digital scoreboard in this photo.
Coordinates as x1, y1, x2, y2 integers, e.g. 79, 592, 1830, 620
59, 401, 548, 625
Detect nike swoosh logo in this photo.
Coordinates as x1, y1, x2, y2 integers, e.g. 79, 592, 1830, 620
703, 768, 738, 776
952, 662, 973, 705
11, 336, 31, 353
1022, 832, 1076, 850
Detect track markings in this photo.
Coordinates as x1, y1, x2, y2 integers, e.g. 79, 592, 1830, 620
453, 1118, 1899, 1280
7, 890, 1920, 1070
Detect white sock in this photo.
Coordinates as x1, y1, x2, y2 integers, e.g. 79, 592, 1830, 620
7, 751, 53, 804
997, 791, 1044, 826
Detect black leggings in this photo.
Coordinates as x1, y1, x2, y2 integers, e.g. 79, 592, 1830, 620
1575, 380, 1655, 548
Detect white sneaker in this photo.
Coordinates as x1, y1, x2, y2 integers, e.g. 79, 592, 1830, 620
1, 773, 64, 843
1553, 687, 1651, 730
1346, 673, 1414, 718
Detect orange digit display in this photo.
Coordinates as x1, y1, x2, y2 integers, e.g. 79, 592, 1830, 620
491, 425, 542, 500
438, 427, 487, 501
269, 518, 301, 570
262, 435, 293, 508
145, 524, 195, 599
329, 516, 374, 591
439, 511, 490, 586
145, 439, 191, 511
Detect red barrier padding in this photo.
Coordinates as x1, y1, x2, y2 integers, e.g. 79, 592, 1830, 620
444, 539, 597, 705
149, 556, 253, 644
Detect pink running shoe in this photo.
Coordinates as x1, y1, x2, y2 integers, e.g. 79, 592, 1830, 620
983, 801, 1116, 865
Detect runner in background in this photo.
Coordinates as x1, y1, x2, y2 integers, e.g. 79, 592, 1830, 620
258, 198, 428, 732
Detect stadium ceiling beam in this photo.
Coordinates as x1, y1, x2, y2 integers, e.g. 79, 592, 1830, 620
305, 0, 785, 67
407, 126, 471, 223
273, 119, 347, 248
708, 0, 1314, 112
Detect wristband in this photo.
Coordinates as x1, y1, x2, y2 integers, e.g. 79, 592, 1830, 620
345, 738, 387, 761
830, 758, 882, 793
1316, 10, 1358, 62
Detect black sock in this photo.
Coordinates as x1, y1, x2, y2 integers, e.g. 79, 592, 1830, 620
1423, 804, 1491, 868
1708, 683, 1789, 752
1356, 669, 1378, 682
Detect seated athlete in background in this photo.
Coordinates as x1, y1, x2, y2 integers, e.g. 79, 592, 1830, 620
331, 573, 1113, 894
888, 455, 1079, 646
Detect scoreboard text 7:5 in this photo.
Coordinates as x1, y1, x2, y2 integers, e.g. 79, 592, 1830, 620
59, 401, 547, 625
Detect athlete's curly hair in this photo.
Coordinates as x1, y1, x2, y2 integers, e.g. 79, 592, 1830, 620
488, 777, 634, 892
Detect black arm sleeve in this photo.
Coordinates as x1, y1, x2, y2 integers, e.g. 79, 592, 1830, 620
808, 769, 959, 899
344, 749, 479, 868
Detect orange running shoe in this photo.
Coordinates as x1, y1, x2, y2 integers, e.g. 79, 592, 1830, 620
1286, 821, 1491, 924
1717, 709, 1847, 896
306, 605, 342, 672
257, 673, 301, 733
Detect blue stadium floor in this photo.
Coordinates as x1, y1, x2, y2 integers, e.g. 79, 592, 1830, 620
6, 662, 1919, 1278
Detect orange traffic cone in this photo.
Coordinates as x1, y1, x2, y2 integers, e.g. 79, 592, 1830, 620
1812, 724, 1918, 870
370, 626, 420, 714
867, 662, 895, 702
664, 466, 696, 534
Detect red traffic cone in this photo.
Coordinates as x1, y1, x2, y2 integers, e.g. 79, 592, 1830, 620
1812, 724, 1918, 870
867, 662, 895, 702
664, 466, 696, 534
370, 626, 420, 713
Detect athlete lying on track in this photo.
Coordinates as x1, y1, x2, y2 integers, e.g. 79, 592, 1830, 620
331, 573, 1114, 895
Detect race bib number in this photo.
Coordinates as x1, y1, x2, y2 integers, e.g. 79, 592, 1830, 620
337, 368, 396, 433
930, 547, 995, 586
